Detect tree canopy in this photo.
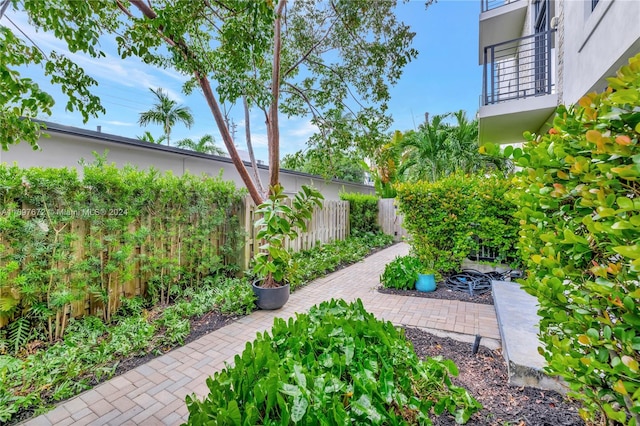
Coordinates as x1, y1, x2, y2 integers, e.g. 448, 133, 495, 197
2, 0, 418, 204
281, 148, 366, 184
369, 110, 511, 192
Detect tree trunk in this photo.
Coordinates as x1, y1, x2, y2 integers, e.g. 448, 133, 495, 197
267, 0, 287, 192
196, 73, 264, 205
244, 95, 265, 197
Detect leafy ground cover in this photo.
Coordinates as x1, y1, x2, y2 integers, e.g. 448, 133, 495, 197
0, 232, 393, 425
185, 299, 481, 425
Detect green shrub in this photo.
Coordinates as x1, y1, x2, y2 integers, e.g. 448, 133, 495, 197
340, 192, 380, 235
211, 277, 256, 315
184, 299, 481, 424
498, 53, 640, 424
380, 255, 422, 290
395, 173, 518, 273
0, 154, 246, 350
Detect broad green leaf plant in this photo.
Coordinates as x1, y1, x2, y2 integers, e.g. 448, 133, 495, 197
494, 53, 640, 425
185, 299, 481, 425
253, 184, 323, 288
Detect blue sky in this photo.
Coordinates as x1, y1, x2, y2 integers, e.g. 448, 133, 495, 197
4, 1, 481, 162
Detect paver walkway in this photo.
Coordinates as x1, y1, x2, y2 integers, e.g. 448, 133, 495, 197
24, 243, 500, 426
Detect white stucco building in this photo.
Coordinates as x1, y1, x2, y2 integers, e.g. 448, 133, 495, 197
0, 121, 374, 201
478, 0, 640, 145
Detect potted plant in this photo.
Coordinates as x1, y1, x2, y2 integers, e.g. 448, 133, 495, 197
380, 255, 421, 290
415, 261, 437, 292
251, 184, 324, 309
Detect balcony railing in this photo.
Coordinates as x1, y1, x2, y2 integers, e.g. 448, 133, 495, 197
481, 0, 522, 13
482, 30, 555, 106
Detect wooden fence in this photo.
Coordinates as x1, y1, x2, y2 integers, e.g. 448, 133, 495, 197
378, 198, 408, 242
1, 195, 376, 331
242, 198, 350, 268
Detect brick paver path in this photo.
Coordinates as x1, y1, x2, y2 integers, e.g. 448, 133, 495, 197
24, 243, 499, 426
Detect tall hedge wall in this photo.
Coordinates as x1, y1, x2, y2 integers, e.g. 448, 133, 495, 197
339, 192, 380, 235
0, 156, 246, 344
395, 173, 518, 273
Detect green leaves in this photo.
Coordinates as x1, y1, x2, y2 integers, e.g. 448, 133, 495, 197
508, 53, 640, 425
184, 299, 481, 424
252, 185, 324, 287
380, 255, 421, 290
396, 172, 520, 273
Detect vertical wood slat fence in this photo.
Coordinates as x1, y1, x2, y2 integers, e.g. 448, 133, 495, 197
242, 197, 350, 269
378, 198, 408, 242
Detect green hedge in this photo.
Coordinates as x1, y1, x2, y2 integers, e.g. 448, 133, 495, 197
339, 192, 380, 235
0, 154, 246, 350
395, 173, 519, 273
500, 54, 640, 424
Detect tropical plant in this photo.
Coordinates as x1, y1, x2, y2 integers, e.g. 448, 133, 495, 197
397, 114, 453, 182
369, 111, 511, 193
4, 1, 419, 207
184, 298, 481, 424
176, 134, 225, 155
138, 88, 194, 146
137, 131, 166, 145
370, 130, 404, 198
489, 53, 640, 425
380, 255, 422, 290
252, 184, 324, 289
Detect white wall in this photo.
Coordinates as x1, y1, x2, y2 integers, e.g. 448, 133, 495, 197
561, 0, 640, 104
0, 122, 375, 201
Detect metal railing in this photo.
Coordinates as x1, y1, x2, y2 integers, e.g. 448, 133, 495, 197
481, 0, 522, 13
482, 30, 555, 106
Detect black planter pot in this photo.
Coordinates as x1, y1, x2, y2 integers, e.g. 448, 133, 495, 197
252, 280, 290, 310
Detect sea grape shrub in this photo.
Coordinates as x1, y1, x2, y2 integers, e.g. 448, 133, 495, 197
395, 173, 518, 273
184, 299, 481, 425
505, 53, 640, 424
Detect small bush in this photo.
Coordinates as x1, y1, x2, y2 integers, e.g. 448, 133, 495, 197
380, 255, 421, 290
185, 299, 481, 424
340, 192, 380, 234
211, 277, 256, 315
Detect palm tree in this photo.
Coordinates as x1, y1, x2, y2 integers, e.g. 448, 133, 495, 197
136, 131, 166, 145
176, 134, 225, 155
397, 113, 452, 182
138, 88, 194, 146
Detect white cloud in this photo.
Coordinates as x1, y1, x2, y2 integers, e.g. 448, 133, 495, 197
104, 120, 135, 127
249, 133, 269, 147
286, 119, 318, 138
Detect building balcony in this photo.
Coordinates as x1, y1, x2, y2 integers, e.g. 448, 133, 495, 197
479, 0, 527, 64
479, 30, 558, 145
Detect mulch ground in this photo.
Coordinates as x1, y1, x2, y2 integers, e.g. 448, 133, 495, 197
407, 328, 585, 425
378, 280, 495, 305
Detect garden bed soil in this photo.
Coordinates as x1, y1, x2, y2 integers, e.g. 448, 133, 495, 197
378, 281, 494, 305
406, 328, 585, 426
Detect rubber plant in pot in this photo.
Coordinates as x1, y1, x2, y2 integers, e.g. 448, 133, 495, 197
251, 184, 324, 309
